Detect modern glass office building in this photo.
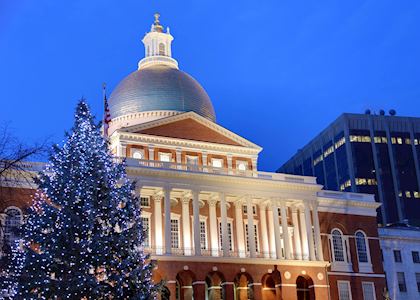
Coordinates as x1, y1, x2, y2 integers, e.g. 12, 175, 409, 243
278, 112, 420, 226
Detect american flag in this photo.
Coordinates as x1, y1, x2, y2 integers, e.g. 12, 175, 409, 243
103, 83, 111, 137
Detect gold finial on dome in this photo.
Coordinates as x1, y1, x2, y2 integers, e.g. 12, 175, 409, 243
153, 13, 163, 32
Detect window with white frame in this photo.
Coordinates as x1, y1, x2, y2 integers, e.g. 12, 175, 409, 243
242, 204, 256, 215
245, 223, 259, 253
337, 281, 352, 300
186, 155, 199, 171
211, 158, 223, 168
132, 149, 144, 160
236, 160, 248, 171
4, 208, 22, 247
355, 231, 369, 263
159, 152, 172, 162
362, 282, 376, 300
332, 229, 346, 262
141, 216, 150, 248
200, 221, 207, 250
140, 197, 150, 207
218, 221, 233, 251
170, 219, 180, 248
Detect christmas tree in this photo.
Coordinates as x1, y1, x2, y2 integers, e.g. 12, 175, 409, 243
17, 100, 158, 299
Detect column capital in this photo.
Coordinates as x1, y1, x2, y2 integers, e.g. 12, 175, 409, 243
154, 193, 163, 202
258, 201, 268, 210
181, 196, 190, 205
208, 197, 218, 207
234, 199, 244, 208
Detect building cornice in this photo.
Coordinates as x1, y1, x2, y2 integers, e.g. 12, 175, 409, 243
114, 131, 261, 156
116, 111, 263, 151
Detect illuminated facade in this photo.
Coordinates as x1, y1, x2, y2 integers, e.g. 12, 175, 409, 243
278, 112, 420, 226
0, 15, 387, 300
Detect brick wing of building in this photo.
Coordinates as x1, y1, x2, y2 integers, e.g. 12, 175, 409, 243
0, 14, 386, 300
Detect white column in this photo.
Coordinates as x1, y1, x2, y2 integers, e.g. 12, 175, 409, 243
259, 203, 270, 258
154, 194, 163, 255
280, 202, 292, 260
164, 187, 171, 255
220, 192, 229, 257
304, 202, 316, 261
267, 205, 277, 259
116, 142, 126, 157
182, 196, 192, 255
251, 156, 258, 177
227, 154, 233, 175
192, 190, 201, 256
202, 151, 208, 172
271, 201, 283, 259
312, 202, 324, 261
148, 145, 155, 167
209, 198, 219, 256
234, 201, 246, 258
299, 207, 309, 260
291, 207, 302, 260
246, 196, 256, 258
176, 148, 182, 170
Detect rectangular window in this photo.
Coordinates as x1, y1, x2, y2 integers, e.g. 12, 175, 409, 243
362, 282, 376, 300
243, 205, 256, 215
200, 221, 207, 250
141, 217, 150, 248
211, 158, 223, 168
397, 272, 407, 292
170, 219, 179, 249
416, 273, 420, 292
159, 152, 172, 162
140, 197, 150, 207
394, 250, 402, 263
236, 160, 248, 171
186, 155, 198, 171
219, 222, 233, 251
245, 223, 259, 253
338, 281, 352, 300
413, 251, 420, 263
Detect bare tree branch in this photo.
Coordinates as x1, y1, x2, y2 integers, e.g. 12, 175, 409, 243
0, 123, 49, 190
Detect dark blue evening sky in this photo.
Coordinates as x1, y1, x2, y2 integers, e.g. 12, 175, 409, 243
1, 1, 420, 171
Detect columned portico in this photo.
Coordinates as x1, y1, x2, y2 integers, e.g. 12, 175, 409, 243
145, 186, 325, 263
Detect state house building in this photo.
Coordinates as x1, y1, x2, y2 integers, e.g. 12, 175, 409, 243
0, 15, 386, 300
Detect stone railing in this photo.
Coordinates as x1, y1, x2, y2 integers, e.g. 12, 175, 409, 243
122, 158, 317, 184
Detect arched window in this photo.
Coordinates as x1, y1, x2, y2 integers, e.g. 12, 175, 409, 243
159, 43, 166, 56
4, 207, 22, 247
355, 231, 369, 263
146, 46, 150, 56
331, 229, 345, 262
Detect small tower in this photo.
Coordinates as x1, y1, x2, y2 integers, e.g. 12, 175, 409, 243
138, 13, 178, 70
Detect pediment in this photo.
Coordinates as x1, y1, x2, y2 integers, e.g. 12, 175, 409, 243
120, 112, 262, 150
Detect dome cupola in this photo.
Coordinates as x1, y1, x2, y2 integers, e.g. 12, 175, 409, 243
108, 14, 216, 132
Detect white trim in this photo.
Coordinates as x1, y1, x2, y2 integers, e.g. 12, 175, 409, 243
337, 280, 352, 300
276, 283, 297, 287
309, 284, 330, 288
151, 255, 330, 266
354, 230, 373, 273
120, 111, 263, 150
328, 272, 386, 278
192, 281, 206, 285
361, 281, 377, 300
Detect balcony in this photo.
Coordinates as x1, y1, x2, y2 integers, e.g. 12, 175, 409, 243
122, 158, 317, 184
